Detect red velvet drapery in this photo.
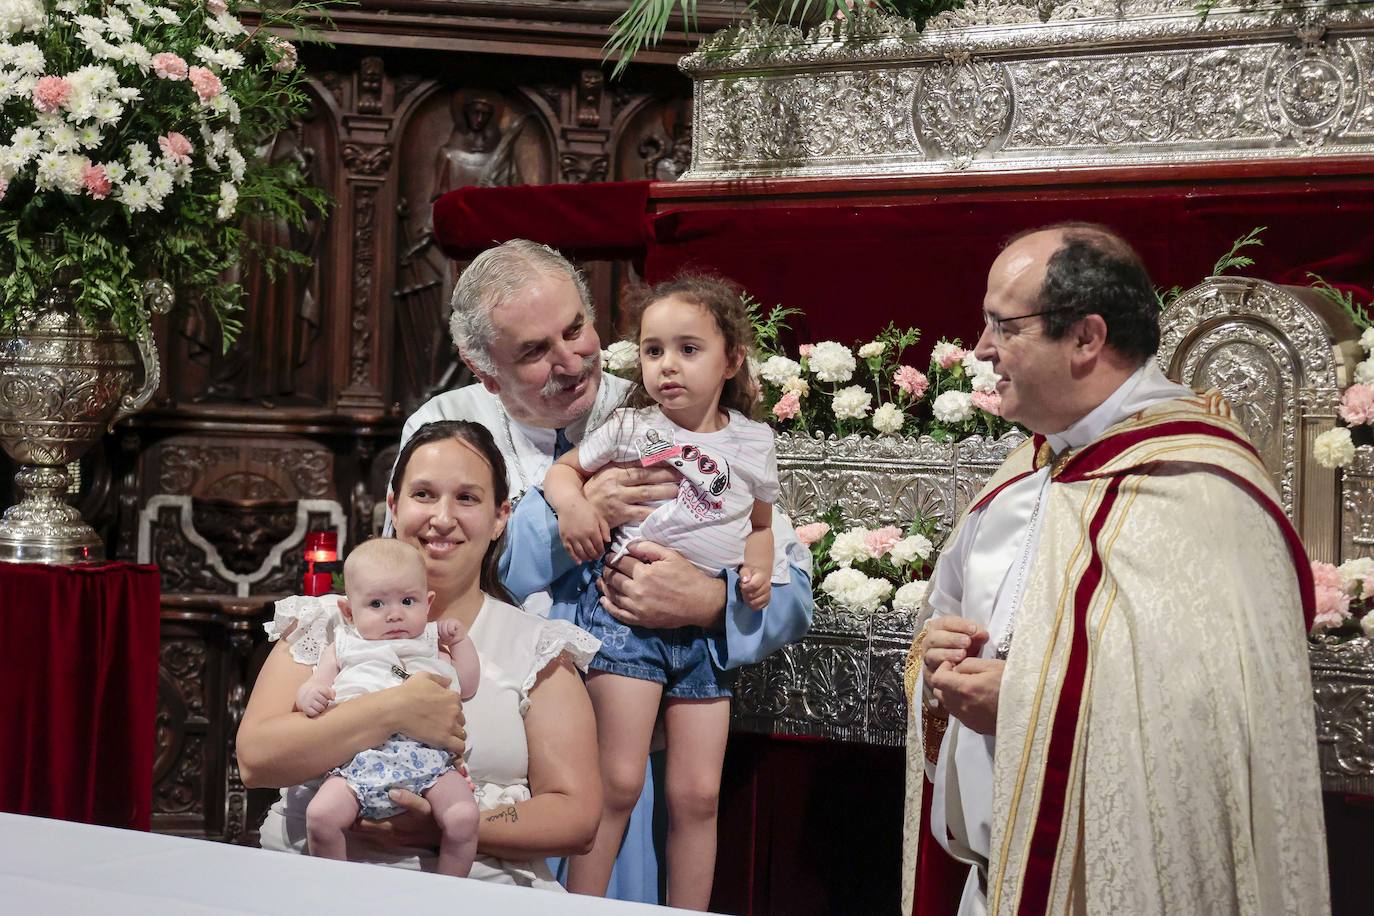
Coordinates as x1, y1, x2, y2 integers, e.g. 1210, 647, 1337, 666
0, 562, 161, 830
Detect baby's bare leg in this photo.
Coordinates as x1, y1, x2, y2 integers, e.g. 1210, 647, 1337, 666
305, 775, 360, 860
425, 770, 480, 877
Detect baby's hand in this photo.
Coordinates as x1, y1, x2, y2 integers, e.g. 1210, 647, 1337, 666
295, 682, 334, 718
437, 618, 468, 646
558, 502, 611, 564
740, 566, 770, 611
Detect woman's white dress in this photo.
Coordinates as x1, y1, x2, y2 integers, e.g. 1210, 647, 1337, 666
257, 593, 600, 889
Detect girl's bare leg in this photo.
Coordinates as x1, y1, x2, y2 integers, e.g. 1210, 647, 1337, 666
565, 671, 663, 897
663, 697, 730, 911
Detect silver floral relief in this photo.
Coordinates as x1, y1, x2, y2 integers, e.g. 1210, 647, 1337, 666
1310, 636, 1374, 793
914, 57, 1013, 164
1005, 48, 1273, 150
1184, 335, 1291, 494
683, 3, 1374, 178
1340, 445, 1374, 557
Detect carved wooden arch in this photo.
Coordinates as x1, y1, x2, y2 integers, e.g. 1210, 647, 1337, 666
1157, 276, 1358, 562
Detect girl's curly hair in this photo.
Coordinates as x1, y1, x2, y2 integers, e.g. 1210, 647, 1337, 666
620, 274, 760, 418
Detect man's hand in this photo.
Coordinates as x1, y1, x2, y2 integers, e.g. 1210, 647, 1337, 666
557, 501, 611, 564
294, 682, 333, 718
582, 464, 679, 529
922, 616, 989, 680
349, 789, 441, 849
929, 657, 1004, 735
599, 541, 728, 629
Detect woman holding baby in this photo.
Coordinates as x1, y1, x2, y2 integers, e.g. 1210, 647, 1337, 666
237, 420, 602, 888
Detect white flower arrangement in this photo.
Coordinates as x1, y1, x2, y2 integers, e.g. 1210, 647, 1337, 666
802, 509, 940, 618
602, 339, 638, 371
0, 0, 328, 342
831, 384, 872, 420
808, 340, 857, 383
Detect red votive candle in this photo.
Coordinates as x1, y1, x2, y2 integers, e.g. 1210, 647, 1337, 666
303, 531, 339, 596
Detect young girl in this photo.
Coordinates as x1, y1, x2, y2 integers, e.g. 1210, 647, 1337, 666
544, 275, 786, 908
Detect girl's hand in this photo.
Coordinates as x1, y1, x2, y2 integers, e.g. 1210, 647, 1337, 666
390, 672, 466, 756
739, 566, 770, 611
558, 502, 611, 564
294, 682, 333, 718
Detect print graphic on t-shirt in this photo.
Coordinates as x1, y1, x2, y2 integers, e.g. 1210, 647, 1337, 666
634, 429, 730, 516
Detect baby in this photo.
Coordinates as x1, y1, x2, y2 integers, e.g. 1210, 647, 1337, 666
295, 538, 480, 877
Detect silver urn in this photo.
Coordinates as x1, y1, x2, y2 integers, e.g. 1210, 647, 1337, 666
0, 266, 161, 563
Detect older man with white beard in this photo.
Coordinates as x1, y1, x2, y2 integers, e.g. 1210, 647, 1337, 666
383, 239, 814, 904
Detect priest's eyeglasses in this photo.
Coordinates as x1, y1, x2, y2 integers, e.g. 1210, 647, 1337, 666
982, 307, 1069, 341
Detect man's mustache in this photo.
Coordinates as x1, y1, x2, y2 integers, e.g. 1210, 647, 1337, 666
540, 355, 598, 399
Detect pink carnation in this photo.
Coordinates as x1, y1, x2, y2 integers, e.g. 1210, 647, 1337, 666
188, 66, 223, 101
971, 390, 1003, 416
1313, 584, 1352, 630
864, 526, 902, 557
795, 522, 831, 546
82, 163, 112, 200
206, 0, 228, 13
158, 132, 194, 165
797, 344, 814, 358
152, 52, 189, 81
772, 391, 801, 421
33, 76, 73, 114
894, 365, 929, 399
1339, 384, 1374, 426
1312, 560, 1346, 591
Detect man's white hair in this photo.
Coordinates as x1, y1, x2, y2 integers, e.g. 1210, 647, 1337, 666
449, 239, 594, 376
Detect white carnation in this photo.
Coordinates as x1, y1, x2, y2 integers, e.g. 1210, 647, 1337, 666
759, 354, 802, 386
889, 534, 934, 565
809, 341, 856, 383
858, 341, 885, 359
932, 390, 974, 423
1361, 327, 1374, 355
781, 375, 809, 398
820, 567, 869, 607
962, 352, 992, 376
216, 180, 238, 220
828, 529, 872, 567
1355, 359, 1374, 386
972, 371, 1000, 394
1313, 427, 1356, 469
892, 579, 930, 612
602, 339, 638, 372
831, 385, 872, 420
1339, 556, 1374, 594
872, 402, 904, 435
0, 0, 46, 34
850, 575, 894, 613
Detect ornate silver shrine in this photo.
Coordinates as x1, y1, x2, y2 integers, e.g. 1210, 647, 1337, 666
681, 0, 1374, 178
746, 276, 1374, 793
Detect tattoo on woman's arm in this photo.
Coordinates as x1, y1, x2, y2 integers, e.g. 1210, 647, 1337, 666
485, 805, 519, 824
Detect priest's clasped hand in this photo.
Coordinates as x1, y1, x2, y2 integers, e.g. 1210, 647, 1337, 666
922, 616, 1003, 735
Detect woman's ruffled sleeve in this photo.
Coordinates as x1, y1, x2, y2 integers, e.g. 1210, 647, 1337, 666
518, 619, 600, 717
263, 594, 342, 667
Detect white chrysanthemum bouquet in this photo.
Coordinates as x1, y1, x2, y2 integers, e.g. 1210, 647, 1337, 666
0, 0, 328, 343
1310, 280, 1374, 470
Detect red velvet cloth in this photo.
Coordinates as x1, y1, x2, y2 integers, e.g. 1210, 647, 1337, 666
645, 182, 1374, 358
432, 180, 653, 262
0, 562, 161, 830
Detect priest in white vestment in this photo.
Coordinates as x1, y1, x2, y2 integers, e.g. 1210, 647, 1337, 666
901, 224, 1329, 915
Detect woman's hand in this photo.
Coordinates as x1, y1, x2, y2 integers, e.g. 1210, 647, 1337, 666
389, 672, 467, 757
349, 789, 442, 849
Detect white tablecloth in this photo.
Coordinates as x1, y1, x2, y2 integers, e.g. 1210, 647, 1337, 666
0, 813, 704, 915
